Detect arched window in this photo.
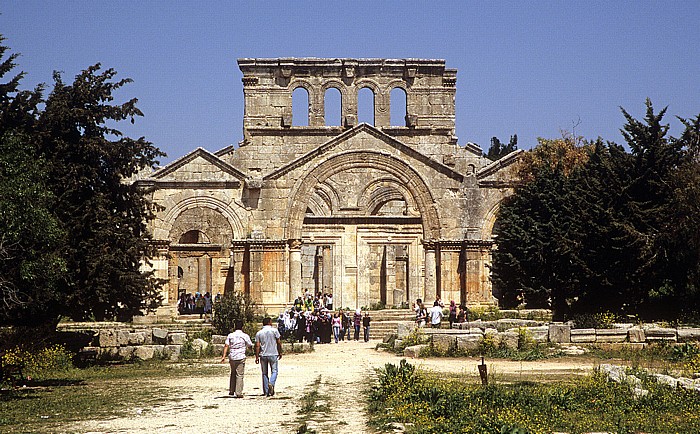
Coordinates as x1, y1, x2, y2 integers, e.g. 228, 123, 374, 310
390, 87, 407, 126
357, 87, 375, 125
292, 87, 309, 126
324, 87, 342, 126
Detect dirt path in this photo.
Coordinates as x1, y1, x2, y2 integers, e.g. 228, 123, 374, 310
66, 341, 599, 434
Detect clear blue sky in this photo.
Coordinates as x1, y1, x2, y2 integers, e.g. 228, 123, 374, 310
2, 1, 698, 164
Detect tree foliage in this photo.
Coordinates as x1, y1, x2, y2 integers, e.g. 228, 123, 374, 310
493, 100, 700, 320
0, 37, 165, 326
485, 135, 518, 161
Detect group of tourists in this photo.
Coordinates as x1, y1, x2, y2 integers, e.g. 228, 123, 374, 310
177, 291, 218, 318
277, 305, 372, 344
414, 297, 466, 329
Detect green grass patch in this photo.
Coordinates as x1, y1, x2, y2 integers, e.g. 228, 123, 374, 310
368, 359, 700, 434
0, 360, 228, 432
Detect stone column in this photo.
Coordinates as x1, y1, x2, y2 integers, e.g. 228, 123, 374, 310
197, 255, 209, 295
322, 246, 333, 294
423, 243, 437, 303
289, 239, 302, 299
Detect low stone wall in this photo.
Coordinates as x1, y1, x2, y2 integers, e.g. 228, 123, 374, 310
72, 326, 312, 362
396, 321, 700, 357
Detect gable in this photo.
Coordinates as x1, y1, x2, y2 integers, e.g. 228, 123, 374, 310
263, 123, 464, 182
146, 148, 247, 188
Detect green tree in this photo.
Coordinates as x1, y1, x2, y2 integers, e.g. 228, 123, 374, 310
36, 64, 165, 323
493, 101, 700, 320
485, 134, 518, 161
0, 38, 65, 326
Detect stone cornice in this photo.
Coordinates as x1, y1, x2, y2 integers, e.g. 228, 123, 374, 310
476, 149, 524, 180
135, 180, 241, 189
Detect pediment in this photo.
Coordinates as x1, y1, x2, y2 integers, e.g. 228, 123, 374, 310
476, 149, 523, 188
146, 148, 247, 188
264, 123, 463, 182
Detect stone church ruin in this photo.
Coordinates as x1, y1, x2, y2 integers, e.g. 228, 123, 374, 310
136, 58, 520, 313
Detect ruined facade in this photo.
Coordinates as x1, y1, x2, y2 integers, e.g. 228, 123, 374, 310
137, 58, 520, 312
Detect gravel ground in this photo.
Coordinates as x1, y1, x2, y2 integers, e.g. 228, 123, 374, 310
65, 341, 598, 434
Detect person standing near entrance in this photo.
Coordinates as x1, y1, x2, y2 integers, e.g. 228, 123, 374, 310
221, 320, 253, 398
353, 308, 362, 340
362, 311, 372, 342
255, 317, 283, 397
430, 301, 443, 328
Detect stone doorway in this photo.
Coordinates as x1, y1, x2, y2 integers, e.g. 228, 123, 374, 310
300, 244, 333, 299
370, 244, 409, 308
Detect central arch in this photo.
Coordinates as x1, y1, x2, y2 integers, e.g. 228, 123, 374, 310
285, 150, 440, 240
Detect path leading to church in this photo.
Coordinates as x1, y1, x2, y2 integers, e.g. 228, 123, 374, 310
66, 341, 597, 434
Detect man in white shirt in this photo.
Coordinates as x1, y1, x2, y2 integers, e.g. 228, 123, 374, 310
429, 301, 443, 328
255, 317, 283, 397
220, 319, 253, 398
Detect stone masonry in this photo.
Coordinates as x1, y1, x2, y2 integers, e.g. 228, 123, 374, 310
136, 58, 520, 313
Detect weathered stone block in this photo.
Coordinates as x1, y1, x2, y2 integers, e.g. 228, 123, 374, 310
596, 329, 627, 343
627, 327, 645, 343
293, 342, 312, 353
163, 345, 182, 361
98, 329, 118, 347
432, 334, 455, 353
133, 345, 156, 360
404, 344, 428, 358
152, 328, 168, 343
212, 343, 225, 357
499, 332, 519, 350
117, 330, 131, 347
677, 328, 700, 342
128, 332, 146, 346
524, 326, 548, 343
652, 373, 678, 388
118, 346, 136, 359
570, 328, 596, 343
456, 335, 482, 352
397, 322, 416, 339
645, 327, 677, 342
549, 323, 571, 343
211, 334, 227, 345
394, 339, 403, 349
168, 332, 187, 345
191, 338, 209, 354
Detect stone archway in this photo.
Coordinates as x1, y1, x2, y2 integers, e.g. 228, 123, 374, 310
285, 150, 440, 241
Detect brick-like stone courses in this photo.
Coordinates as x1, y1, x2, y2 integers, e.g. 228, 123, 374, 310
398, 323, 700, 358
137, 58, 523, 313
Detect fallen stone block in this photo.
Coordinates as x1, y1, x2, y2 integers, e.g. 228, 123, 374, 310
456, 335, 482, 352
432, 334, 455, 353
152, 328, 168, 343
383, 333, 397, 344
116, 330, 131, 347
397, 322, 416, 339
128, 331, 146, 346
211, 334, 227, 345
212, 343, 225, 357
404, 344, 428, 358
118, 346, 136, 359
645, 327, 677, 342
192, 338, 209, 354
168, 332, 187, 345
523, 326, 548, 343
652, 373, 678, 388
393, 339, 403, 349
677, 328, 700, 342
570, 328, 596, 343
98, 329, 118, 347
499, 332, 519, 350
549, 323, 571, 343
163, 345, 182, 361
596, 329, 627, 343
133, 345, 156, 360
627, 327, 645, 343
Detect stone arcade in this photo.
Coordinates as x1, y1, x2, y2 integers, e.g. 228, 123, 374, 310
136, 58, 520, 313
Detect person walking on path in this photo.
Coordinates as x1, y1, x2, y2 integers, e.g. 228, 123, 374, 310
220, 320, 253, 398
362, 312, 372, 342
255, 317, 283, 397
429, 301, 443, 328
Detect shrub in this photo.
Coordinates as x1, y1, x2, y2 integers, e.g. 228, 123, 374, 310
211, 292, 258, 336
